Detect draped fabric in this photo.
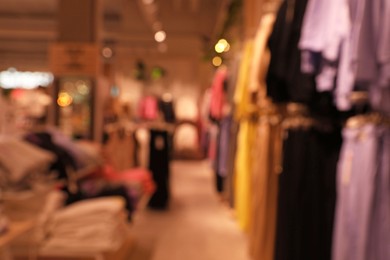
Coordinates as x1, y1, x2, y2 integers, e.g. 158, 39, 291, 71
249, 117, 282, 260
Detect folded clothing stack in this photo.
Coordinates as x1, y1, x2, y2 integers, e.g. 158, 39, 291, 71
3, 184, 58, 221
7, 190, 65, 250
0, 137, 55, 185
41, 196, 129, 253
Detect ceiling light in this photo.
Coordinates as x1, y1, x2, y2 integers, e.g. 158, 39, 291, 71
215, 42, 225, 53
218, 39, 228, 46
215, 39, 230, 53
224, 43, 230, 52
212, 56, 222, 67
102, 47, 113, 58
57, 92, 73, 107
154, 30, 166, 42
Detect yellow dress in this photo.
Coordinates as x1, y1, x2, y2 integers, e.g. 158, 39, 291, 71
234, 119, 257, 231
234, 40, 254, 120
233, 40, 255, 232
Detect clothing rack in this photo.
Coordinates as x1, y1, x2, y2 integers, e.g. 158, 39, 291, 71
346, 112, 390, 129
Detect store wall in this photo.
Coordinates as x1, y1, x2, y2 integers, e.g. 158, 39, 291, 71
113, 55, 212, 115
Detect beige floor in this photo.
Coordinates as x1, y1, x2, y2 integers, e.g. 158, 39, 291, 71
128, 160, 250, 260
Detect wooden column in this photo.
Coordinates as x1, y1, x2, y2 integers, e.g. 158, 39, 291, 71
49, 0, 105, 141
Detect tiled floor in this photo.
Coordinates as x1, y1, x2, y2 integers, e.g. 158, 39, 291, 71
128, 160, 250, 260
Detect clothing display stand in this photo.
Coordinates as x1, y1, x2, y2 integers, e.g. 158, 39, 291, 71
147, 126, 172, 209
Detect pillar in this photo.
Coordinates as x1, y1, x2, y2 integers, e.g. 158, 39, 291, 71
49, 0, 106, 141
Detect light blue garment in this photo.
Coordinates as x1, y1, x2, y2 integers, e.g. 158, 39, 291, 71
300, 0, 390, 111
332, 124, 378, 260
333, 124, 390, 260
336, 0, 390, 110
299, 0, 350, 92
367, 128, 390, 260
218, 115, 232, 177
334, 0, 367, 110
367, 0, 390, 116
299, 0, 350, 61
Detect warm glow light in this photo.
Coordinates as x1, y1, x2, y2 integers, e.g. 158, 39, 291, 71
219, 39, 228, 46
102, 47, 113, 58
224, 42, 230, 52
215, 39, 230, 53
77, 82, 89, 95
212, 56, 223, 67
57, 92, 73, 107
143, 0, 154, 4
0, 68, 53, 89
154, 30, 166, 42
215, 42, 225, 53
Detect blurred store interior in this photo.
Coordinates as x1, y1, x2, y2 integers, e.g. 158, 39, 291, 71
0, 0, 389, 259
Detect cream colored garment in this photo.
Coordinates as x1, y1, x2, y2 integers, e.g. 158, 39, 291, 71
248, 13, 276, 99
51, 197, 125, 219
43, 222, 128, 252
43, 197, 129, 252
3, 185, 61, 221
0, 138, 55, 183
249, 117, 282, 260
7, 190, 66, 246
247, 13, 281, 260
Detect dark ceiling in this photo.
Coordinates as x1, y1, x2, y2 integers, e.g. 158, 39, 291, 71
0, 0, 229, 71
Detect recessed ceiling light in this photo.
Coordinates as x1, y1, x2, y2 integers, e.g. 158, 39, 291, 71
212, 56, 222, 67
154, 30, 166, 42
102, 47, 113, 58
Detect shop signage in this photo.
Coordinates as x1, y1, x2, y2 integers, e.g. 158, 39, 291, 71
49, 43, 100, 77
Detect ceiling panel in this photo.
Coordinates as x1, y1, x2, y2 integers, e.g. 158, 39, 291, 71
0, 0, 228, 69
0, 0, 57, 15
